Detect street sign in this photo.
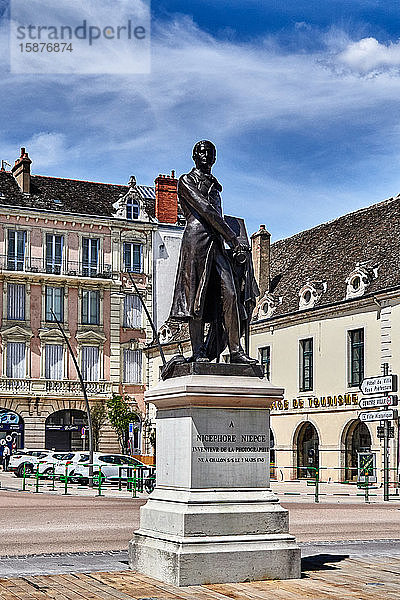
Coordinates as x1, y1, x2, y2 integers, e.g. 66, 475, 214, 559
360, 375, 398, 395
359, 395, 398, 409
359, 409, 398, 422
377, 425, 395, 439
358, 452, 377, 483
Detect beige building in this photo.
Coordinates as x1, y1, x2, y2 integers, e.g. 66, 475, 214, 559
250, 196, 400, 485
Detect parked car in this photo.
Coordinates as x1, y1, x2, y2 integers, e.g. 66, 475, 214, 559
9, 449, 53, 477
53, 451, 90, 479
73, 453, 147, 485
37, 452, 84, 477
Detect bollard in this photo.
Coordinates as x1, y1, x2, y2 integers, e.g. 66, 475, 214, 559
35, 465, 40, 493
365, 472, 369, 504
63, 463, 69, 495
51, 465, 56, 491
314, 468, 319, 503
131, 467, 137, 498
22, 462, 27, 491
97, 466, 103, 496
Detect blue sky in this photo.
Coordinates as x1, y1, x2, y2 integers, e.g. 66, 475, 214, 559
2, 1, 400, 240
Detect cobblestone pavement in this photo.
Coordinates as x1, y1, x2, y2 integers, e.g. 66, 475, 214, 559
0, 551, 399, 599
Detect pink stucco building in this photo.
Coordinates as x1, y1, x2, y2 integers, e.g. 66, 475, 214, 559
0, 148, 180, 454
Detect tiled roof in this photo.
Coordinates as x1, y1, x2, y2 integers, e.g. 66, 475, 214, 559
0, 171, 156, 218
266, 194, 400, 319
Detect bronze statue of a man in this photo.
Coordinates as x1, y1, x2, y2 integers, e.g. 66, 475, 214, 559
170, 140, 257, 364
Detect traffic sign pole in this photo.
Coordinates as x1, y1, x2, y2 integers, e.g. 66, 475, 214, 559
360, 363, 397, 502
383, 363, 390, 502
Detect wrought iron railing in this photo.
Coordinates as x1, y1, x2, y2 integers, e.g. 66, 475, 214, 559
0, 255, 113, 279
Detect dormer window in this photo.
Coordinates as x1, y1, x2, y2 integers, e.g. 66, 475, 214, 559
126, 197, 140, 220
254, 293, 281, 320
299, 281, 327, 310
345, 264, 378, 300
159, 324, 172, 343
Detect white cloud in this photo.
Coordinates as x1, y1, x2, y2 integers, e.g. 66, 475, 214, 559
3, 17, 400, 237
25, 133, 73, 169
337, 37, 400, 73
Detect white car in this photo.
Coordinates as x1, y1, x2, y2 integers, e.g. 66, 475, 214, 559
73, 453, 147, 485
9, 449, 53, 477
37, 451, 90, 477
53, 451, 90, 478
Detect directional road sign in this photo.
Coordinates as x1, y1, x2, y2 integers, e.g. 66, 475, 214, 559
359, 409, 398, 422
359, 395, 398, 409
360, 375, 398, 395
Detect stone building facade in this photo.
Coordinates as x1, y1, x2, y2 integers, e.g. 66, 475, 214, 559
250, 195, 400, 484
0, 148, 181, 454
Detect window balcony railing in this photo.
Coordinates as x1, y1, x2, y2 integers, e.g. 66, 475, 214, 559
0, 378, 112, 395
0, 256, 113, 279
0, 378, 32, 392
45, 380, 112, 395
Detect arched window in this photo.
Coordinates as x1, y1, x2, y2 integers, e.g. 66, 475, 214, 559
343, 420, 371, 481
126, 197, 140, 220
296, 422, 319, 479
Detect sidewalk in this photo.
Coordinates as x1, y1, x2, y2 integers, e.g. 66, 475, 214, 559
0, 471, 149, 499
2, 471, 400, 503
271, 478, 400, 503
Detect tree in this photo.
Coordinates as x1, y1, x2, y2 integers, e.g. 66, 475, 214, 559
106, 393, 140, 454
90, 402, 107, 451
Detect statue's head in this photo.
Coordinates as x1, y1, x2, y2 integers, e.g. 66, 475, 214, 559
192, 140, 216, 171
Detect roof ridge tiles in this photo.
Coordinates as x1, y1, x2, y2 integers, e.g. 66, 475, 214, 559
31, 174, 129, 187
272, 193, 400, 248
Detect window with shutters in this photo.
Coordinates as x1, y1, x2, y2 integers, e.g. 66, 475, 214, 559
259, 346, 271, 379
81, 346, 99, 381
45, 286, 64, 322
123, 294, 142, 328
7, 283, 25, 321
6, 342, 26, 378
82, 238, 99, 277
7, 230, 26, 271
123, 242, 142, 273
348, 328, 364, 387
123, 349, 142, 383
45, 344, 63, 379
299, 338, 313, 392
46, 234, 63, 274
81, 289, 100, 325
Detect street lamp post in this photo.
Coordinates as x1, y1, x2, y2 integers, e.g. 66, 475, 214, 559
50, 309, 94, 488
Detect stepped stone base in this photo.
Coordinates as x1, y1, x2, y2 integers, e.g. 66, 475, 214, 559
129, 372, 301, 586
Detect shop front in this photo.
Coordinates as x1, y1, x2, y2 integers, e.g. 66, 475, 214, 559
0, 408, 24, 450
45, 409, 87, 451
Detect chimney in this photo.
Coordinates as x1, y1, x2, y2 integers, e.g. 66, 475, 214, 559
251, 224, 271, 297
155, 171, 178, 224
11, 148, 32, 194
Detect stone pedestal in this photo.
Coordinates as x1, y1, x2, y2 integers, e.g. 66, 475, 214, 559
129, 366, 300, 586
